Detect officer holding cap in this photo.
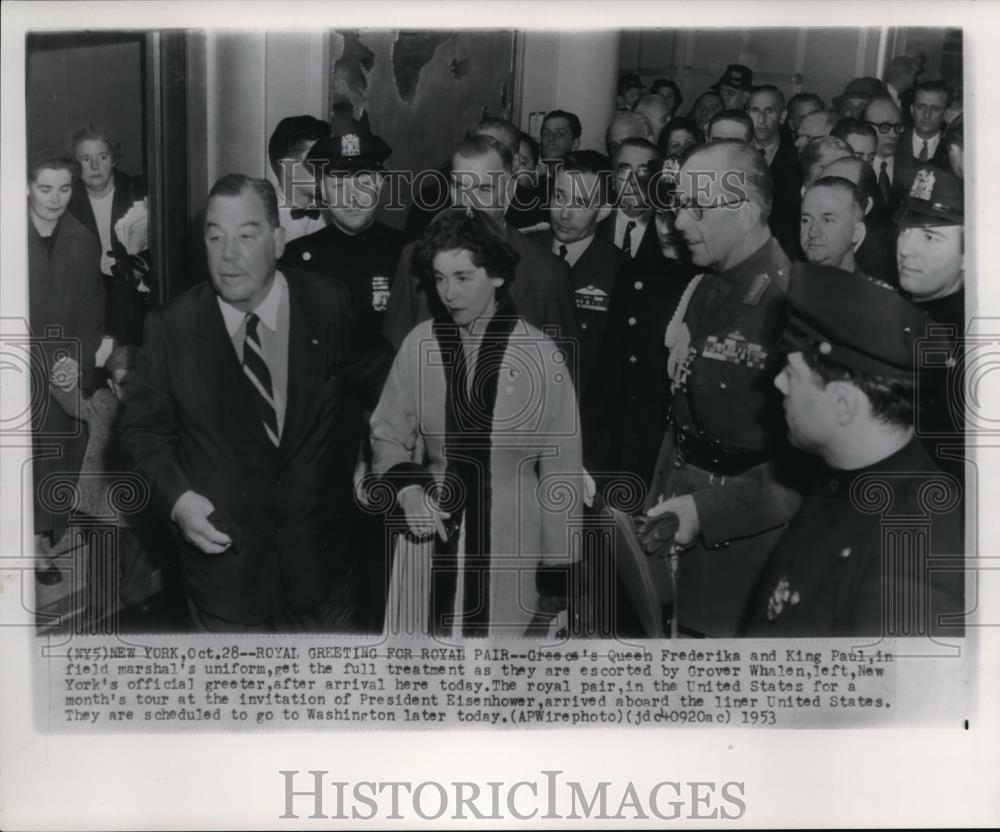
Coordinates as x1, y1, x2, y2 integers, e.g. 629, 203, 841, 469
895, 165, 965, 480
741, 264, 963, 636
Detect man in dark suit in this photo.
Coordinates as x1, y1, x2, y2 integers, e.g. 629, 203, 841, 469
895, 80, 950, 174
121, 174, 369, 632
67, 126, 151, 346
383, 135, 577, 351
525, 150, 623, 395
748, 85, 801, 257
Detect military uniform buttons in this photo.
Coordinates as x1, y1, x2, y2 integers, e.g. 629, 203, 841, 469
839, 547, 851, 559
628, 317, 637, 326
634, 281, 644, 290
723, 542, 731, 549
719, 381, 726, 389
581, 322, 589, 330
628, 355, 638, 364
302, 252, 312, 261
819, 341, 831, 355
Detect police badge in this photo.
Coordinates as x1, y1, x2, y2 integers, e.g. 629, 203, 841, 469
341, 133, 361, 158
911, 168, 936, 201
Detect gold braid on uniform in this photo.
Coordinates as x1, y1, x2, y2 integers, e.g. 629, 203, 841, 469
664, 273, 704, 389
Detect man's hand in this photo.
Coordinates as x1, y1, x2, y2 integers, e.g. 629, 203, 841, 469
397, 485, 451, 542
647, 495, 700, 546
171, 490, 232, 554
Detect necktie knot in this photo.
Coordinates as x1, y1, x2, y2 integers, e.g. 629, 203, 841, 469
245, 312, 260, 338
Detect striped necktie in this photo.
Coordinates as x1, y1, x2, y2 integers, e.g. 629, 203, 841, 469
243, 313, 279, 447
622, 220, 637, 257
918, 140, 929, 162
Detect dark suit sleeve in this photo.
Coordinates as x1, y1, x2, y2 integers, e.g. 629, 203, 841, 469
119, 308, 192, 518
382, 243, 419, 351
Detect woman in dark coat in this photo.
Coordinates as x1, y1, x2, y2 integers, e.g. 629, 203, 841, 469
28, 150, 106, 564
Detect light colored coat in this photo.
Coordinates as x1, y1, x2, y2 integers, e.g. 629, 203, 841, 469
371, 315, 583, 638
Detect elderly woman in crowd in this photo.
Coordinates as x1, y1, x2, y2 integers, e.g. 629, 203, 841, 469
370, 209, 583, 638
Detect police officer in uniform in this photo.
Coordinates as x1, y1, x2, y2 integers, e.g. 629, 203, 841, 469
280, 118, 399, 379
642, 140, 800, 638
279, 120, 399, 630
895, 165, 965, 481
741, 264, 963, 637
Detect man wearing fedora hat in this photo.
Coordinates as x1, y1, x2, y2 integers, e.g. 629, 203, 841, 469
741, 265, 963, 637
833, 77, 884, 120
712, 64, 753, 111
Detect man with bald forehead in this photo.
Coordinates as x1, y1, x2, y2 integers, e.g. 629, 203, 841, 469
633, 140, 801, 637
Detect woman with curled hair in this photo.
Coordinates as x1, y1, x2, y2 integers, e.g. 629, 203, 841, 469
28, 149, 106, 581
370, 209, 584, 637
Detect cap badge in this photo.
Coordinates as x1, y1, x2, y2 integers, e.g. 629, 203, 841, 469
911, 169, 936, 201
341, 133, 361, 158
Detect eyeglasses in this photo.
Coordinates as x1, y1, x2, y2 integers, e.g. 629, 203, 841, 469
671, 192, 748, 221
867, 121, 905, 135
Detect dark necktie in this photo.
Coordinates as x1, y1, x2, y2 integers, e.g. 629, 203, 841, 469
243, 313, 279, 447
622, 220, 636, 257
918, 140, 929, 163
290, 207, 320, 221
558, 244, 568, 260
878, 160, 891, 204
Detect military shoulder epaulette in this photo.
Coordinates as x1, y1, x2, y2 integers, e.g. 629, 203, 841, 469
742, 272, 771, 306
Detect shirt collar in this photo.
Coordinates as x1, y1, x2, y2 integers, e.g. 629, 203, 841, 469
552, 234, 595, 266
217, 270, 287, 337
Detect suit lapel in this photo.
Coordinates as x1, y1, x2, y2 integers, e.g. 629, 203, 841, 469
279, 275, 325, 463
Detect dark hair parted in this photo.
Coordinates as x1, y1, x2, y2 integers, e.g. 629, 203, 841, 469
650, 78, 683, 110
415, 209, 520, 290
29, 150, 82, 183
543, 109, 582, 140
454, 134, 513, 173
831, 117, 878, 145
207, 174, 280, 229
801, 350, 915, 429
560, 149, 614, 203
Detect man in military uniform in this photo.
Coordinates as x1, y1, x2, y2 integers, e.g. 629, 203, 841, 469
525, 150, 622, 396
278, 121, 399, 630
895, 166, 965, 480
741, 264, 963, 637
642, 140, 799, 638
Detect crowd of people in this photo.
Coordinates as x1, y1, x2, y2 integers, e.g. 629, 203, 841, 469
27, 53, 966, 639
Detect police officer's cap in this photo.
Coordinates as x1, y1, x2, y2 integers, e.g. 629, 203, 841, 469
780, 263, 928, 379
712, 64, 753, 93
307, 115, 392, 175
894, 166, 964, 228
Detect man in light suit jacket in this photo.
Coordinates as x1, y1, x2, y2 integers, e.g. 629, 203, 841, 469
121, 175, 374, 632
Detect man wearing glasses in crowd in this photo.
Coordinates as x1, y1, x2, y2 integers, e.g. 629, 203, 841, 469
636, 139, 799, 638
864, 96, 905, 205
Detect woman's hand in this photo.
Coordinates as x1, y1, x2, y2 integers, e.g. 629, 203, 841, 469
397, 485, 452, 542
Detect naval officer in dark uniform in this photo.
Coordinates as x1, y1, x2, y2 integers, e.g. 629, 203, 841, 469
279, 121, 400, 629
741, 264, 964, 637
641, 140, 801, 638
